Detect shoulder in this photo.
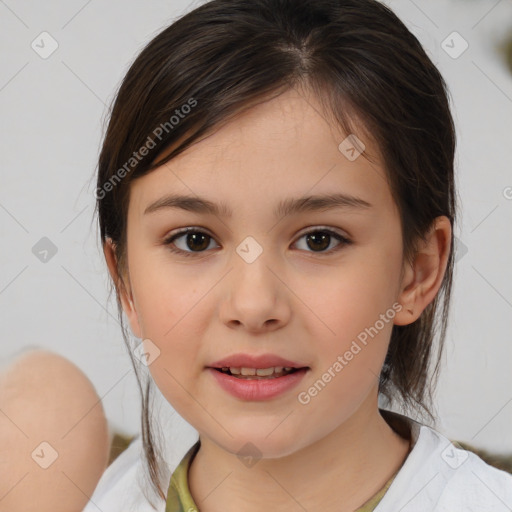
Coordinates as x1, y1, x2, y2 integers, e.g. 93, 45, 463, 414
82, 435, 157, 512
83, 431, 200, 512
435, 436, 512, 511
82, 435, 165, 512
376, 413, 512, 512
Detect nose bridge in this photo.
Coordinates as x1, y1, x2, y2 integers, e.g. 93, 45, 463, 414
220, 233, 285, 328
231, 234, 276, 289
235, 234, 266, 267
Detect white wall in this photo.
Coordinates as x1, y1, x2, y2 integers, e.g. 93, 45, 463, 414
1, 0, 511, 454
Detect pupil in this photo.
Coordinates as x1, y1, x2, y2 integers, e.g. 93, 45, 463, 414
187, 232, 209, 251
307, 232, 329, 251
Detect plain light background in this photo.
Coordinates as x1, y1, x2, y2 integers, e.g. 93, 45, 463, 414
1, 0, 511, 455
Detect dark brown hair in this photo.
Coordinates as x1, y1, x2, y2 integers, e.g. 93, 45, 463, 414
94, 0, 457, 504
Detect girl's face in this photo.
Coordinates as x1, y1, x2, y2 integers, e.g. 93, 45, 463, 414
116, 88, 410, 457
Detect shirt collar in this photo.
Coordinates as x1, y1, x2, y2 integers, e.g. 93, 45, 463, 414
165, 408, 418, 511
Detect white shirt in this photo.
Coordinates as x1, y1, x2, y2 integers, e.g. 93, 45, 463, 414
83, 413, 512, 511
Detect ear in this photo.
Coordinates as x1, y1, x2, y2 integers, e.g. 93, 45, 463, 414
394, 216, 452, 326
103, 238, 142, 339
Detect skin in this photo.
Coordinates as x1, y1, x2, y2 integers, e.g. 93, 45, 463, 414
104, 86, 451, 511
0, 350, 110, 512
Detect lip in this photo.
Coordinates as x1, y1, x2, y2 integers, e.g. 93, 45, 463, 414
208, 367, 308, 401
208, 353, 307, 369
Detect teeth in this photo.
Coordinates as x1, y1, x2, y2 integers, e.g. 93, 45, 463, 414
256, 367, 274, 376
219, 366, 296, 377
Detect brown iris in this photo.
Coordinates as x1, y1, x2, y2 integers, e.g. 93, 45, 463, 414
305, 232, 330, 252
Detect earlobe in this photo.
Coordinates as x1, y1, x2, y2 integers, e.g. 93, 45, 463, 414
102, 238, 142, 339
394, 216, 452, 326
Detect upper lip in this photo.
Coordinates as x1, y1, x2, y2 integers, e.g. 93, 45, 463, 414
207, 353, 308, 369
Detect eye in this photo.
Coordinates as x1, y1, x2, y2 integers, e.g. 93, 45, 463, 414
162, 226, 352, 257
163, 227, 219, 257
293, 228, 352, 254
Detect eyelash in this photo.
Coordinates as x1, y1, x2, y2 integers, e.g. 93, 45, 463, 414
162, 226, 352, 258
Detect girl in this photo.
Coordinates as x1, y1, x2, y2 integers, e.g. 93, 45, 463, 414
86, 0, 512, 510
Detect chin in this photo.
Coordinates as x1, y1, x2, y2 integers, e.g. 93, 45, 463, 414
211, 426, 308, 461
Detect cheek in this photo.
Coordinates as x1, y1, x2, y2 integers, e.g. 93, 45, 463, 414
296, 252, 399, 390
135, 275, 207, 423
300, 263, 399, 342
131, 252, 204, 338
128, 258, 208, 391
304, 309, 392, 420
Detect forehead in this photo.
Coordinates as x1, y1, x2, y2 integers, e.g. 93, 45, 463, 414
128, 88, 393, 219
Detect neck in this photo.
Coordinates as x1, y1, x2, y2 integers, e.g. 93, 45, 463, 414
188, 397, 411, 512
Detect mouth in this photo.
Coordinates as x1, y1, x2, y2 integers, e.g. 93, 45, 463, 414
208, 365, 309, 400
212, 366, 305, 380
207, 353, 309, 380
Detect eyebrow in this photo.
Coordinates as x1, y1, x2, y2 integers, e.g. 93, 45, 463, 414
143, 192, 372, 218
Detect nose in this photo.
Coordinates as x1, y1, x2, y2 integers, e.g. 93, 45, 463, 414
218, 241, 291, 333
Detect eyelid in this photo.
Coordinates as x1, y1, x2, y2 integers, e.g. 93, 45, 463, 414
295, 224, 349, 238
164, 225, 214, 238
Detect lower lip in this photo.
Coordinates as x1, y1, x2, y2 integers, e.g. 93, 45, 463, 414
208, 367, 308, 401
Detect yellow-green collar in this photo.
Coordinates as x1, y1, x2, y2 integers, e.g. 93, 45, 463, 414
166, 441, 201, 512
